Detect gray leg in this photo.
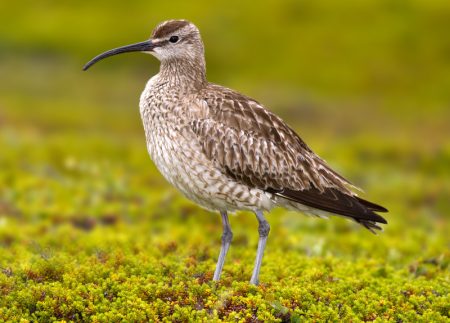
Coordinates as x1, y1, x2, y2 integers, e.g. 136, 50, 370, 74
213, 211, 233, 281
250, 210, 270, 285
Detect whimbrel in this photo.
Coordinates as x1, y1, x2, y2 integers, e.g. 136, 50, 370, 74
84, 19, 387, 285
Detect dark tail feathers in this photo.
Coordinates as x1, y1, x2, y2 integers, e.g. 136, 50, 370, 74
267, 186, 388, 233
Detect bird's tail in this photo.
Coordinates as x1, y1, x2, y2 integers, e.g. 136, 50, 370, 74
268, 187, 388, 233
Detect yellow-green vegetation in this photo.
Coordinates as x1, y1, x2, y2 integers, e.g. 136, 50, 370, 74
0, 1, 449, 322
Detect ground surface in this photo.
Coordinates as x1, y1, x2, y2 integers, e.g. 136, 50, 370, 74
1, 1, 449, 322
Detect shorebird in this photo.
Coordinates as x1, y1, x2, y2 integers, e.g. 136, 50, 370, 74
83, 19, 387, 285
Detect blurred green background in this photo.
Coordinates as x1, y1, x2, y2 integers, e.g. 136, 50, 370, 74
0, 0, 449, 321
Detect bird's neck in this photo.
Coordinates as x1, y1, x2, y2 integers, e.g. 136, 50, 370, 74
159, 56, 207, 91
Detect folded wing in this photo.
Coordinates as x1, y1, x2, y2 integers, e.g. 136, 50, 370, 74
190, 84, 387, 230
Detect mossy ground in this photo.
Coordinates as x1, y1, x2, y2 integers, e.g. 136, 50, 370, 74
1, 1, 449, 322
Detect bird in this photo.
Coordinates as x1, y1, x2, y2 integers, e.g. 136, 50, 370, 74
83, 19, 387, 285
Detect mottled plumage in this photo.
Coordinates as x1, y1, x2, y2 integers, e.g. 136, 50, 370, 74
84, 19, 387, 285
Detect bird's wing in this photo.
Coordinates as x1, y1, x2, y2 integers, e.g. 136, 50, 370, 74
192, 84, 353, 192
190, 84, 387, 227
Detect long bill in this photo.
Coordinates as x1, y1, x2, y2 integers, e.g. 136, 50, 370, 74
83, 40, 155, 71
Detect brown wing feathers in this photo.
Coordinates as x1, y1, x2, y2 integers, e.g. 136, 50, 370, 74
194, 85, 388, 230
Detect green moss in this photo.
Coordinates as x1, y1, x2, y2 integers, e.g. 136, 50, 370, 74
1, 250, 448, 321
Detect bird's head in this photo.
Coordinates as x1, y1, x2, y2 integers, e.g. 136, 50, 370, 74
83, 20, 204, 71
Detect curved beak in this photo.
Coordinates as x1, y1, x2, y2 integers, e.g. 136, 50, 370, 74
83, 40, 155, 71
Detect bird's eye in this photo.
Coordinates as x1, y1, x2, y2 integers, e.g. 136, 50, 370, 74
169, 36, 179, 43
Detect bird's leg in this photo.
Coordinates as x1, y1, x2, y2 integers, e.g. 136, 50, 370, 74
213, 211, 233, 281
250, 210, 270, 285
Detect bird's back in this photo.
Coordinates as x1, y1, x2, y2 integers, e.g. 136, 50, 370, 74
193, 82, 387, 230
194, 82, 353, 192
